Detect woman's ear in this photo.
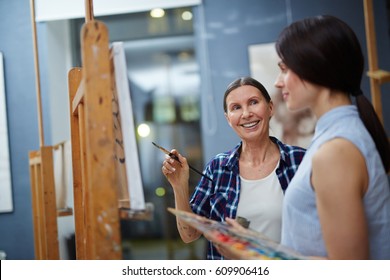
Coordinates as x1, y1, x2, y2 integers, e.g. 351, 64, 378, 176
224, 112, 232, 127
269, 100, 274, 118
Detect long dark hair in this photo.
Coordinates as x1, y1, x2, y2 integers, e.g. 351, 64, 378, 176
275, 15, 390, 172
223, 77, 271, 113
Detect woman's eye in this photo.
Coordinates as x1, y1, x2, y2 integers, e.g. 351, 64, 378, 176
280, 65, 288, 73
278, 62, 288, 72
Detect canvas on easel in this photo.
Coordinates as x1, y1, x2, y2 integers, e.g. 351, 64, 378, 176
111, 42, 146, 211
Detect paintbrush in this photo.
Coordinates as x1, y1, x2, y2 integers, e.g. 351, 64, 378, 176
152, 142, 213, 182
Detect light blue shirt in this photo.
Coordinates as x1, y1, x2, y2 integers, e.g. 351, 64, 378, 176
281, 105, 390, 259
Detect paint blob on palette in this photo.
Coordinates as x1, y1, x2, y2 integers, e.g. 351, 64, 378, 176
168, 207, 307, 260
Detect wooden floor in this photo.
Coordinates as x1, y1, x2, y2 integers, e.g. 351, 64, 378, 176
122, 237, 207, 260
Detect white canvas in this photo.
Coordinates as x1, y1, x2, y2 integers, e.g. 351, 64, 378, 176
112, 42, 146, 210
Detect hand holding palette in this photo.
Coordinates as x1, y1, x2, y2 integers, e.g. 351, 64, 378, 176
168, 207, 307, 260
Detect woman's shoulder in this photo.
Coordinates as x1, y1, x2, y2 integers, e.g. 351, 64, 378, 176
270, 136, 306, 169
271, 136, 306, 154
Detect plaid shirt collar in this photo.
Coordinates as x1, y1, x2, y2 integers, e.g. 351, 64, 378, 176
221, 136, 291, 169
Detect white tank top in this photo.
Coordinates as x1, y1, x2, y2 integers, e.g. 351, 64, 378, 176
237, 165, 283, 243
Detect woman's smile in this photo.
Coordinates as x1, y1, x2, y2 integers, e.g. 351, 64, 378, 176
240, 120, 260, 129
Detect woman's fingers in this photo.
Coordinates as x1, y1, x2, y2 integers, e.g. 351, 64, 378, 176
225, 217, 246, 232
162, 157, 176, 173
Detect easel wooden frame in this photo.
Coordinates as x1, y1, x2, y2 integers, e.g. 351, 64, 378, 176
363, 0, 390, 124
29, 0, 73, 260
68, 0, 154, 259
67, 0, 122, 260
29, 148, 59, 259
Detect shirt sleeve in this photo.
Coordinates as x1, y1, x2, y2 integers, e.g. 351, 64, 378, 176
189, 163, 214, 217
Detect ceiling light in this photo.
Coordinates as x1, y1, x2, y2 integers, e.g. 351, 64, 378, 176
150, 8, 165, 18
181, 11, 193, 21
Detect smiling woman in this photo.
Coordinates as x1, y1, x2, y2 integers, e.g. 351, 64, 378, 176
0, 52, 13, 213
160, 76, 306, 259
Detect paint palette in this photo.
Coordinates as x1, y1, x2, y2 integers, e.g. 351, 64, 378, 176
168, 207, 306, 260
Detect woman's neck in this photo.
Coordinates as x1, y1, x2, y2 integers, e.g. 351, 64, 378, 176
239, 137, 280, 179
241, 137, 274, 165
313, 89, 352, 119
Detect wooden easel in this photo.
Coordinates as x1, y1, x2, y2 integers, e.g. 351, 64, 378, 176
68, 0, 153, 260
28, 0, 72, 260
363, 0, 390, 124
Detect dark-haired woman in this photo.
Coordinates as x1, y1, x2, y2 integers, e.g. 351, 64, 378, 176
162, 77, 305, 259
275, 15, 390, 259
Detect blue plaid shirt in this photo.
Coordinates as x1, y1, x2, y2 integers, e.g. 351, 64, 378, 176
190, 136, 306, 260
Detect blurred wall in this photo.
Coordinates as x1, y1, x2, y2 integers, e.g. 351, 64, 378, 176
194, 0, 390, 162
